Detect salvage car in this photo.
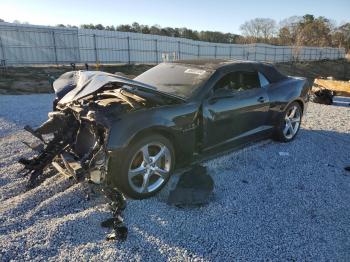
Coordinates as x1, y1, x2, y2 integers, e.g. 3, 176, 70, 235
20, 59, 310, 199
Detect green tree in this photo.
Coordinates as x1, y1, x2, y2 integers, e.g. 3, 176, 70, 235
80, 24, 96, 29
105, 25, 116, 31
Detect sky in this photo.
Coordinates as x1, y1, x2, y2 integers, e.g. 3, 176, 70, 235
0, 0, 349, 34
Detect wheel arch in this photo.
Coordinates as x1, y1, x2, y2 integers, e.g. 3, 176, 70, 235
294, 99, 305, 113
285, 98, 305, 113
107, 127, 178, 199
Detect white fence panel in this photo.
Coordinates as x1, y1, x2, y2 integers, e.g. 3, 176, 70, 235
0, 22, 346, 66
0, 22, 79, 65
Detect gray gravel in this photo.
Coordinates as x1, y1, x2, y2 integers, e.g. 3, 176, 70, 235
0, 94, 350, 261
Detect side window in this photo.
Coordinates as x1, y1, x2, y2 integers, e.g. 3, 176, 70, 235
214, 72, 239, 91
258, 72, 270, 87
240, 71, 260, 90
214, 71, 260, 93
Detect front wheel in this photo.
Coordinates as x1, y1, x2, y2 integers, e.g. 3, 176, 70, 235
115, 134, 175, 199
274, 102, 302, 142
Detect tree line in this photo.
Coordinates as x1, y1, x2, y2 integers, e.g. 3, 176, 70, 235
78, 22, 240, 44
1, 15, 349, 51
240, 15, 350, 51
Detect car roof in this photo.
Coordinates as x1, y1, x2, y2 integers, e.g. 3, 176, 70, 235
169, 59, 287, 83
169, 59, 260, 70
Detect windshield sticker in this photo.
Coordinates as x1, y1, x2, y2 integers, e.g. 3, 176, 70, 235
184, 68, 206, 75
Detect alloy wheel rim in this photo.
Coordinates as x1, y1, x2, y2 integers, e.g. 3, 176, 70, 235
128, 142, 171, 194
283, 105, 301, 139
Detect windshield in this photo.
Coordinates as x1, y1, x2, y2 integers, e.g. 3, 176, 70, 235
134, 63, 214, 99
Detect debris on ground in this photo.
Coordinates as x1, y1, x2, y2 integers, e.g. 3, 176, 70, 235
101, 188, 128, 241
314, 78, 350, 97
310, 88, 334, 105
167, 165, 214, 207
310, 77, 350, 105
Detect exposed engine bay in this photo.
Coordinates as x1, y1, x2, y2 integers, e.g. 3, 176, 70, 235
19, 71, 176, 189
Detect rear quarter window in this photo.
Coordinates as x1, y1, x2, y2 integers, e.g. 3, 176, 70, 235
258, 72, 270, 87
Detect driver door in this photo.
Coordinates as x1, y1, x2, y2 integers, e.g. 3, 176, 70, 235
202, 70, 270, 149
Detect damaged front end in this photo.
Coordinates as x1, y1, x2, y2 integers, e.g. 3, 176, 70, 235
21, 95, 108, 188
19, 71, 161, 190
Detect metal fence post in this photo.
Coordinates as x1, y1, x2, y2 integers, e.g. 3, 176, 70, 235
197, 44, 200, 58
51, 31, 58, 65
127, 36, 131, 64
93, 34, 98, 64
229, 46, 232, 59
309, 49, 312, 61
282, 48, 284, 63
75, 29, 81, 64
154, 39, 158, 63
177, 41, 181, 60
274, 48, 276, 62
254, 44, 257, 61
0, 35, 6, 63
214, 45, 217, 59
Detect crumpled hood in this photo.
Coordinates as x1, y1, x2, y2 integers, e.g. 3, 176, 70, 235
54, 71, 161, 105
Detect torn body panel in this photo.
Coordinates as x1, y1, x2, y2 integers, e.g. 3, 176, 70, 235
20, 105, 110, 188
20, 70, 191, 191
54, 70, 184, 105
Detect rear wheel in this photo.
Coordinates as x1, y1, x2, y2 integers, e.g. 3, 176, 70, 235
115, 134, 175, 199
274, 102, 302, 142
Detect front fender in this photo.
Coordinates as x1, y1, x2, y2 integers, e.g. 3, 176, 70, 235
106, 111, 174, 150
106, 103, 199, 156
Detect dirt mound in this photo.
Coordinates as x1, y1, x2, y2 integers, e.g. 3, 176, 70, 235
0, 64, 153, 95
0, 60, 349, 95
275, 59, 350, 85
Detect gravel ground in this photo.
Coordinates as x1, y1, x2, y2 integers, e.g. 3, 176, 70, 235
0, 94, 349, 261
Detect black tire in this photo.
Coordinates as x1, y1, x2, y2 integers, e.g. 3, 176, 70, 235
274, 102, 302, 142
114, 134, 175, 199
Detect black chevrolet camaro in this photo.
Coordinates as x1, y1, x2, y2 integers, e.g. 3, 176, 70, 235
21, 59, 310, 199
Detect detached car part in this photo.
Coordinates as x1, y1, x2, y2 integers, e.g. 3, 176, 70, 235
167, 165, 214, 207
19, 60, 310, 199
310, 88, 334, 105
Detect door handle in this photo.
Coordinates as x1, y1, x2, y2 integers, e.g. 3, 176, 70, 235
257, 97, 265, 103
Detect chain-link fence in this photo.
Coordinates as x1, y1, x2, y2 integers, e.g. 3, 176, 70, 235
0, 22, 346, 66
